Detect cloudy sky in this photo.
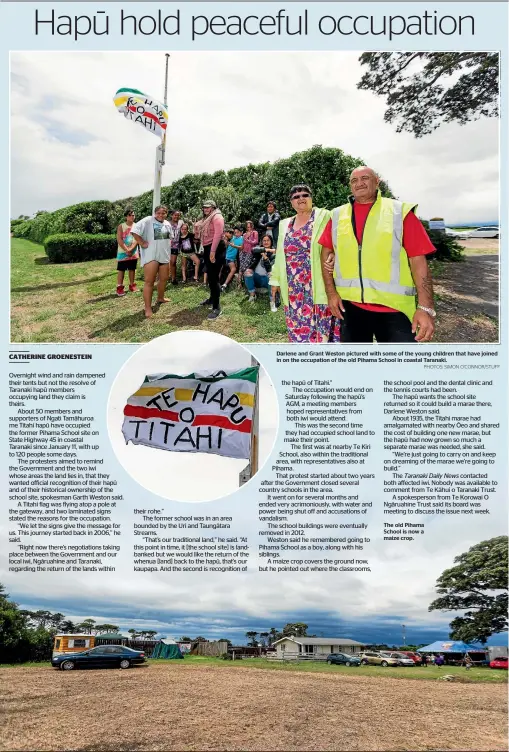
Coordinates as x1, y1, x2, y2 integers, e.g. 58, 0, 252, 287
11, 51, 499, 224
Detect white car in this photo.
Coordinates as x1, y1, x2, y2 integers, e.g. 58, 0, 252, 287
465, 226, 499, 239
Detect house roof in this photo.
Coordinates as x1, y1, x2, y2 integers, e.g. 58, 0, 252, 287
273, 637, 365, 647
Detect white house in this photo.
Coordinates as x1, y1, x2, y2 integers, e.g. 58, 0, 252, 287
272, 636, 365, 659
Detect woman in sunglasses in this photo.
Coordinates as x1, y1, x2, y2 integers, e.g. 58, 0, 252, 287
269, 185, 340, 342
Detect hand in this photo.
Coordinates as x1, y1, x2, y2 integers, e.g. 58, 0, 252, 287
327, 292, 345, 320
324, 252, 335, 274
412, 309, 435, 342
140, 241, 149, 249
210, 253, 216, 264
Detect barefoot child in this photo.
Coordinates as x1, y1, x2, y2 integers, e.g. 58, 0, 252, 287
116, 208, 139, 296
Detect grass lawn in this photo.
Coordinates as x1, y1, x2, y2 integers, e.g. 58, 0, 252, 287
3, 655, 505, 683
10, 239, 287, 343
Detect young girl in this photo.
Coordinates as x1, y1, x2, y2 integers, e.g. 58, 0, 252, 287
116, 208, 139, 296
240, 220, 258, 284
244, 234, 278, 311
178, 223, 201, 282
222, 227, 243, 291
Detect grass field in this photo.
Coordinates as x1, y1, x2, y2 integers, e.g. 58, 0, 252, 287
1, 661, 507, 751
10, 239, 287, 343
2, 655, 506, 683
11, 238, 498, 344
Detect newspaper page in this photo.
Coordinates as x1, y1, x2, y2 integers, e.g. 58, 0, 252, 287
2, 2, 508, 751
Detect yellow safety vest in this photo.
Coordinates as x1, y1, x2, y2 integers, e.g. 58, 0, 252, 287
331, 191, 417, 321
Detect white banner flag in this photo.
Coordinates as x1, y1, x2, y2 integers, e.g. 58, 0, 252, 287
122, 367, 259, 460
113, 87, 168, 140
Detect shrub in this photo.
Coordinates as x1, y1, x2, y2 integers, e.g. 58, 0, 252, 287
11, 220, 32, 238
421, 221, 464, 262
44, 233, 117, 263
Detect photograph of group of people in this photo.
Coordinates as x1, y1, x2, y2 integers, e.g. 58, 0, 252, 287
119, 167, 436, 344
119, 201, 280, 321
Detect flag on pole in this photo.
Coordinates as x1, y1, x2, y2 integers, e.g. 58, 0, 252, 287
113, 87, 168, 139
122, 367, 259, 460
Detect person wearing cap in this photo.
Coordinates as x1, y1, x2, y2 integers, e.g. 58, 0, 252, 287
320, 166, 436, 342
258, 201, 281, 246
198, 200, 225, 320
269, 185, 339, 342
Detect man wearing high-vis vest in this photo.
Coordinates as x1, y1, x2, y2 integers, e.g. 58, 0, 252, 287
319, 166, 436, 343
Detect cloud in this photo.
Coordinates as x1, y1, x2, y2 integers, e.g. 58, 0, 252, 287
10, 51, 499, 224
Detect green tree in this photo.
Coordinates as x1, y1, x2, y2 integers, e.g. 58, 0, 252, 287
59, 620, 77, 633
76, 618, 96, 634
358, 52, 499, 138
282, 623, 309, 637
94, 624, 120, 634
245, 631, 258, 646
429, 536, 508, 644
179, 635, 192, 642
268, 627, 280, 646
259, 632, 270, 647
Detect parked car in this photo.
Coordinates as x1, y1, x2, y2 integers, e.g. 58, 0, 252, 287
52, 645, 146, 670
326, 653, 361, 666
464, 226, 499, 239
359, 651, 400, 667
385, 652, 416, 667
489, 656, 508, 670
445, 228, 463, 237
399, 651, 422, 665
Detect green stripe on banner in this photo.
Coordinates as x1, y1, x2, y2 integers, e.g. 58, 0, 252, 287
142, 367, 259, 385
115, 87, 146, 96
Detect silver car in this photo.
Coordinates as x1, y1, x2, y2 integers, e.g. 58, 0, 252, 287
387, 652, 416, 667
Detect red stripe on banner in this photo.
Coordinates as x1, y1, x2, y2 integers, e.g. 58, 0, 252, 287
123, 405, 179, 422
127, 105, 167, 129
192, 415, 252, 433
123, 405, 252, 433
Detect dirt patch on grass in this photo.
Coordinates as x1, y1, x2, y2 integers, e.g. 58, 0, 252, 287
1, 664, 506, 751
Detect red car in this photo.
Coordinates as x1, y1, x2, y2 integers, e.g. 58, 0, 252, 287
490, 657, 508, 670
400, 651, 422, 665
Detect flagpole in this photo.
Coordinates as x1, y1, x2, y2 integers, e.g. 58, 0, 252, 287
250, 356, 260, 477
153, 53, 170, 213
239, 356, 259, 487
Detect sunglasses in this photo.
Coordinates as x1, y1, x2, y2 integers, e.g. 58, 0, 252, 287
291, 192, 311, 200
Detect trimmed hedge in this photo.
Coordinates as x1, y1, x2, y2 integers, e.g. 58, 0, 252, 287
44, 233, 117, 263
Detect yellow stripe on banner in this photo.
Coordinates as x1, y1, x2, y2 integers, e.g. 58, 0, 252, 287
238, 392, 254, 407
133, 386, 254, 406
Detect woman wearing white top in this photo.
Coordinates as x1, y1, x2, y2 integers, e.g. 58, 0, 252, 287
131, 205, 172, 318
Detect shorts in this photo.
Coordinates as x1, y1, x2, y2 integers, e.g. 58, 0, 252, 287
140, 243, 171, 267
170, 247, 180, 256
117, 258, 138, 271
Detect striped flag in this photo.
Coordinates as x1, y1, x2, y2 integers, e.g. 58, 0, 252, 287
122, 367, 259, 460
113, 87, 168, 140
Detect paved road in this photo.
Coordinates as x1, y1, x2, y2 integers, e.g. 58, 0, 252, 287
435, 254, 499, 320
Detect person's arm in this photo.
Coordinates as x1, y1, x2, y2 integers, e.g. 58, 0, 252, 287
266, 212, 281, 228
210, 215, 225, 259
116, 225, 128, 252
317, 219, 344, 319
409, 255, 435, 342
258, 214, 268, 229
237, 238, 244, 251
